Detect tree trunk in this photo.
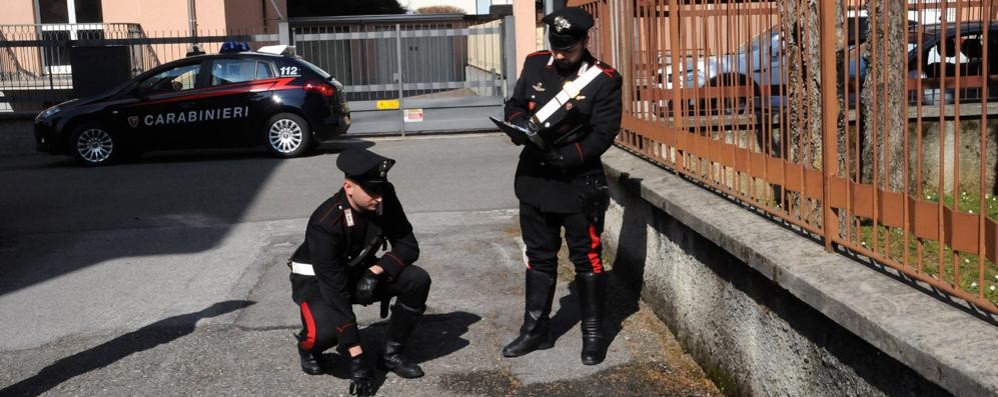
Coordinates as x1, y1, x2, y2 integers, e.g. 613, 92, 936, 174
781, 0, 831, 221
861, 0, 907, 191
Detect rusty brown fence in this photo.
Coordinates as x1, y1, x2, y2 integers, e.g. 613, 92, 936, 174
570, 0, 998, 314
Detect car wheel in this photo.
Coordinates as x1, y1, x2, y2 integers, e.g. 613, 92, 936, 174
70, 123, 120, 166
264, 112, 311, 158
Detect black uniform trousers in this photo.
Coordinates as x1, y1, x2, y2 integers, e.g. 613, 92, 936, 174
520, 202, 604, 275
291, 265, 431, 353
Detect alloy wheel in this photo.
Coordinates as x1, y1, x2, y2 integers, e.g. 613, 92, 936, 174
76, 128, 114, 163
268, 119, 303, 154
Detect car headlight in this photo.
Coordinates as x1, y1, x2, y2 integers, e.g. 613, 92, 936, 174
39, 106, 61, 119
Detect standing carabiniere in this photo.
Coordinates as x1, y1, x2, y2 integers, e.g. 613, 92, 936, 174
501, 6, 623, 366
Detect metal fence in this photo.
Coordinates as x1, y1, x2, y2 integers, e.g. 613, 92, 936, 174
289, 14, 513, 134
0, 15, 514, 136
575, 0, 998, 315
0, 23, 278, 113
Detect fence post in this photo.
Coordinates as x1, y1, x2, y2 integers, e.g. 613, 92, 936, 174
819, 0, 839, 252
502, 14, 517, 98
396, 23, 405, 137
667, 0, 682, 130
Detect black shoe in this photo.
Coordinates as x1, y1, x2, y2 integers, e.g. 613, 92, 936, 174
577, 272, 607, 365
298, 345, 324, 375
502, 269, 557, 357
501, 329, 554, 357
381, 303, 425, 378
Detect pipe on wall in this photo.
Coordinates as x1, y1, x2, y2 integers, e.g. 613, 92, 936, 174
188, 0, 197, 37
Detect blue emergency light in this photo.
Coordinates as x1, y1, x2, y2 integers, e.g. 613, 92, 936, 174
219, 41, 250, 53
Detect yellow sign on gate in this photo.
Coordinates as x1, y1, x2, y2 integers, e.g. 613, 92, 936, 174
376, 100, 400, 110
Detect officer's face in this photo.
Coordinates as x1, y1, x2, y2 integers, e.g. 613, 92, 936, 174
552, 37, 588, 68
344, 180, 383, 212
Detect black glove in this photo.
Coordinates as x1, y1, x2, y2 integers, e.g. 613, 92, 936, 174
525, 144, 571, 170
349, 354, 374, 396
544, 148, 569, 169
355, 269, 381, 305
508, 117, 537, 146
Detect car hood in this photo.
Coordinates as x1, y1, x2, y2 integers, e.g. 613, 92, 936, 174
59, 80, 136, 110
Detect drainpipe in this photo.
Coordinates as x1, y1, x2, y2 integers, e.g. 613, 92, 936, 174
188, 0, 198, 38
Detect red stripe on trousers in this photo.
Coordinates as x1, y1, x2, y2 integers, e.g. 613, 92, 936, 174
587, 224, 603, 273
300, 302, 317, 350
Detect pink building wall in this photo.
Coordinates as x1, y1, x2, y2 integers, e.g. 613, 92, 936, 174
100, 0, 267, 34
0, 0, 288, 34
0, 0, 37, 25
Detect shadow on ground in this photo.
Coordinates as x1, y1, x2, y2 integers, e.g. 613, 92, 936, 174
0, 300, 254, 396
306, 311, 481, 394
0, 139, 374, 297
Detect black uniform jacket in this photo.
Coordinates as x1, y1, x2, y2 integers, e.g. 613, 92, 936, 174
504, 50, 623, 213
290, 184, 419, 347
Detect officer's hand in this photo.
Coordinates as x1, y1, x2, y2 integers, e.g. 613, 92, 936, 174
544, 149, 569, 169
348, 354, 374, 396
548, 144, 586, 170
355, 269, 380, 305
508, 118, 536, 146
525, 144, 571, 169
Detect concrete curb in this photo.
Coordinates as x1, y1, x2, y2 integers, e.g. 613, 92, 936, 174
601, 146, 998, 397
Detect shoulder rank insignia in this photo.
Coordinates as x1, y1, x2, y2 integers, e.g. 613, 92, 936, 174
532, 82, 546, 92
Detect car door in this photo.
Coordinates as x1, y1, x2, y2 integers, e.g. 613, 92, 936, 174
124, 60, 206, 149
198, 57, 279, 147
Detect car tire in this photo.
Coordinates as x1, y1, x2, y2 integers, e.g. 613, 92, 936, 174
264, 112, 311, 158
70, 123, 120, 166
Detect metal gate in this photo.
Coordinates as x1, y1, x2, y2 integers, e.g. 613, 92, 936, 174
290, 14, 516, 135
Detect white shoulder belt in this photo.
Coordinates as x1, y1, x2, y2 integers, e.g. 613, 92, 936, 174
530, 63, 605, 128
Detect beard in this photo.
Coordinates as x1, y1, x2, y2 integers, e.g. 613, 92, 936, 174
554, 59, 578, 70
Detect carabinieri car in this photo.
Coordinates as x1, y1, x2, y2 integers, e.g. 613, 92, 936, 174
35, 45, 350, 165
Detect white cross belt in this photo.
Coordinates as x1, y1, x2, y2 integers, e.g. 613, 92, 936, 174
530, 64, 605, 127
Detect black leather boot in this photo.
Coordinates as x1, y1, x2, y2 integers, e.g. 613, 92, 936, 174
380, 303, 425, 379
502, 269, 556, 357
577, 272, 607, 365
294, 331, 324, 375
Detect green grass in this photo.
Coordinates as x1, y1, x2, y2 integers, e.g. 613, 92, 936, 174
855, 220, 998, 308
922, 190, 998, 220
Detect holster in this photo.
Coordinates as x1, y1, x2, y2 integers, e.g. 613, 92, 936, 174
380, 296, 392, 318
580, 175, 610, 225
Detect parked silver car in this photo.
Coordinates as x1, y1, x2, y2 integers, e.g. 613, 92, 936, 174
656, 20, 871, 116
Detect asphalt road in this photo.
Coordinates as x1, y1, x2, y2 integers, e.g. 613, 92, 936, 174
0, 134, 717, 396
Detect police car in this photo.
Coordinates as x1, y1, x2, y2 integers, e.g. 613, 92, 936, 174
34, 44, 350, 165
